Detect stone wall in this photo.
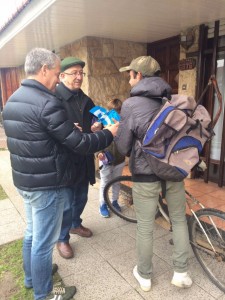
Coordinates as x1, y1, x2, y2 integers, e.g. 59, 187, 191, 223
60, 36, 146, 107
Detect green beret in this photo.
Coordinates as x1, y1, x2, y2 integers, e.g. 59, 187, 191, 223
61, 57, 85, 72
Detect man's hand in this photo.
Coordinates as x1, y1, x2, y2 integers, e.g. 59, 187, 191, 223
91, 122, 102, 132
98, 152, 105, 161
104, 121, 119, 137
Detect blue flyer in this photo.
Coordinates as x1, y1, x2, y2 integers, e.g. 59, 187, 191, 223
90, 106, 120, 126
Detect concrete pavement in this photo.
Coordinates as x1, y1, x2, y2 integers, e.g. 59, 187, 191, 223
0, 147, 225, 299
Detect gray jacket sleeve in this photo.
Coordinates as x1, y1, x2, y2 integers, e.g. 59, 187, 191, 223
115, 100, 134, 157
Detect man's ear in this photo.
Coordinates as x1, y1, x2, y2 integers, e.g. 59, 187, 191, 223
41, 64, 48, 76
59, 73, 65, 82
137, 72, 143, 80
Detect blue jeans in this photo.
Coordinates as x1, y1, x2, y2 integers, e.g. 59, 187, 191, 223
18, 187, 73, 300
58, 177, 89, 242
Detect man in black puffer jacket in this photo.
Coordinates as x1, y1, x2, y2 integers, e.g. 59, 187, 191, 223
115, 56, 192, 292
2, 48, 118, 300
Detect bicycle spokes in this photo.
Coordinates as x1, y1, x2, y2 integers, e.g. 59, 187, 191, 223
189, 209, 225, 292
104, 176, 137, 223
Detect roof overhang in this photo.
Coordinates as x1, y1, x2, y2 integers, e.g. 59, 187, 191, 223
1, 0, 225, 68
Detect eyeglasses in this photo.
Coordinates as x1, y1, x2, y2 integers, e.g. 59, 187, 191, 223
63, 71, 86, 77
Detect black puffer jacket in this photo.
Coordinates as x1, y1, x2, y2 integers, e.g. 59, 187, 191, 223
3, 79, 113, 191
115, 77, 171, 182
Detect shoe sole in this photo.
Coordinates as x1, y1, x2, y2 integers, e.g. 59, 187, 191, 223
69, 229, 93, 237
100, 214, 110, 218
57, 251, 74, 259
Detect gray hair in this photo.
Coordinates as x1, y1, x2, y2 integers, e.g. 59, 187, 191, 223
24, 48, 60, 75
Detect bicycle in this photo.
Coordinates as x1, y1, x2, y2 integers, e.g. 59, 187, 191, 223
103, 175, 225, 292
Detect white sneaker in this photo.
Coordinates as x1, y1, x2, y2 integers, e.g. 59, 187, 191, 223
171, 271, 193, 288
133, 265, 151, 292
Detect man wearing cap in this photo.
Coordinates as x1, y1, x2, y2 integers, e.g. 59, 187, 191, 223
115, 56, 192, 291
56, 57, 102, 259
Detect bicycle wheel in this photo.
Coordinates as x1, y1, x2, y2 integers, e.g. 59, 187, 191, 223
189, 208, 225, 292
103, 176, 164, 223
103, 176, 137, 223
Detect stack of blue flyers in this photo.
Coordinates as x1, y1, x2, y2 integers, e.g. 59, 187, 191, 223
89, 106, 120, 126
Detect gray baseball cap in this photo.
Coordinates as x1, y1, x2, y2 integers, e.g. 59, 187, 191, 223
119, 56, 160, 76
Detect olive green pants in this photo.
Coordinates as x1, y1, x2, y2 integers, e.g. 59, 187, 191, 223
133, 181, 189, 279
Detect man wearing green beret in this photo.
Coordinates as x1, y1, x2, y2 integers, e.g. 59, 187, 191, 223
56, 57, 101, 259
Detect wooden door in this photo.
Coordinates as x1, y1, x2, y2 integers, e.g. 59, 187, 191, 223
0, 68, 20, 106
147, 36, 180, 94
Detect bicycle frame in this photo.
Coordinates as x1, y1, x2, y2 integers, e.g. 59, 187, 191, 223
160, 189, 224, 255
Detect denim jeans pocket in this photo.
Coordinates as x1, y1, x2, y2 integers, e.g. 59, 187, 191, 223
18, 188, 49, 209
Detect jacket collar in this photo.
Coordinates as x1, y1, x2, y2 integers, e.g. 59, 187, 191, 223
55, 83, 83, 101
130, 77, 172, 99
21, 79, 55, 96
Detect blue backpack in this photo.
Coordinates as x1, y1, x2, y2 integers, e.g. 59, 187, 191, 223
141, 76, 222, 182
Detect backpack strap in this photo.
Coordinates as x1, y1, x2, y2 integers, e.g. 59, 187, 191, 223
191, 75, 222, 130
186, 119, 203, 137
161, 180, 166, 199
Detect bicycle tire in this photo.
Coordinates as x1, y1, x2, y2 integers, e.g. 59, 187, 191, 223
189, 208, 225, 292
103, 176, 164, 223
103, 176, 137, 223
